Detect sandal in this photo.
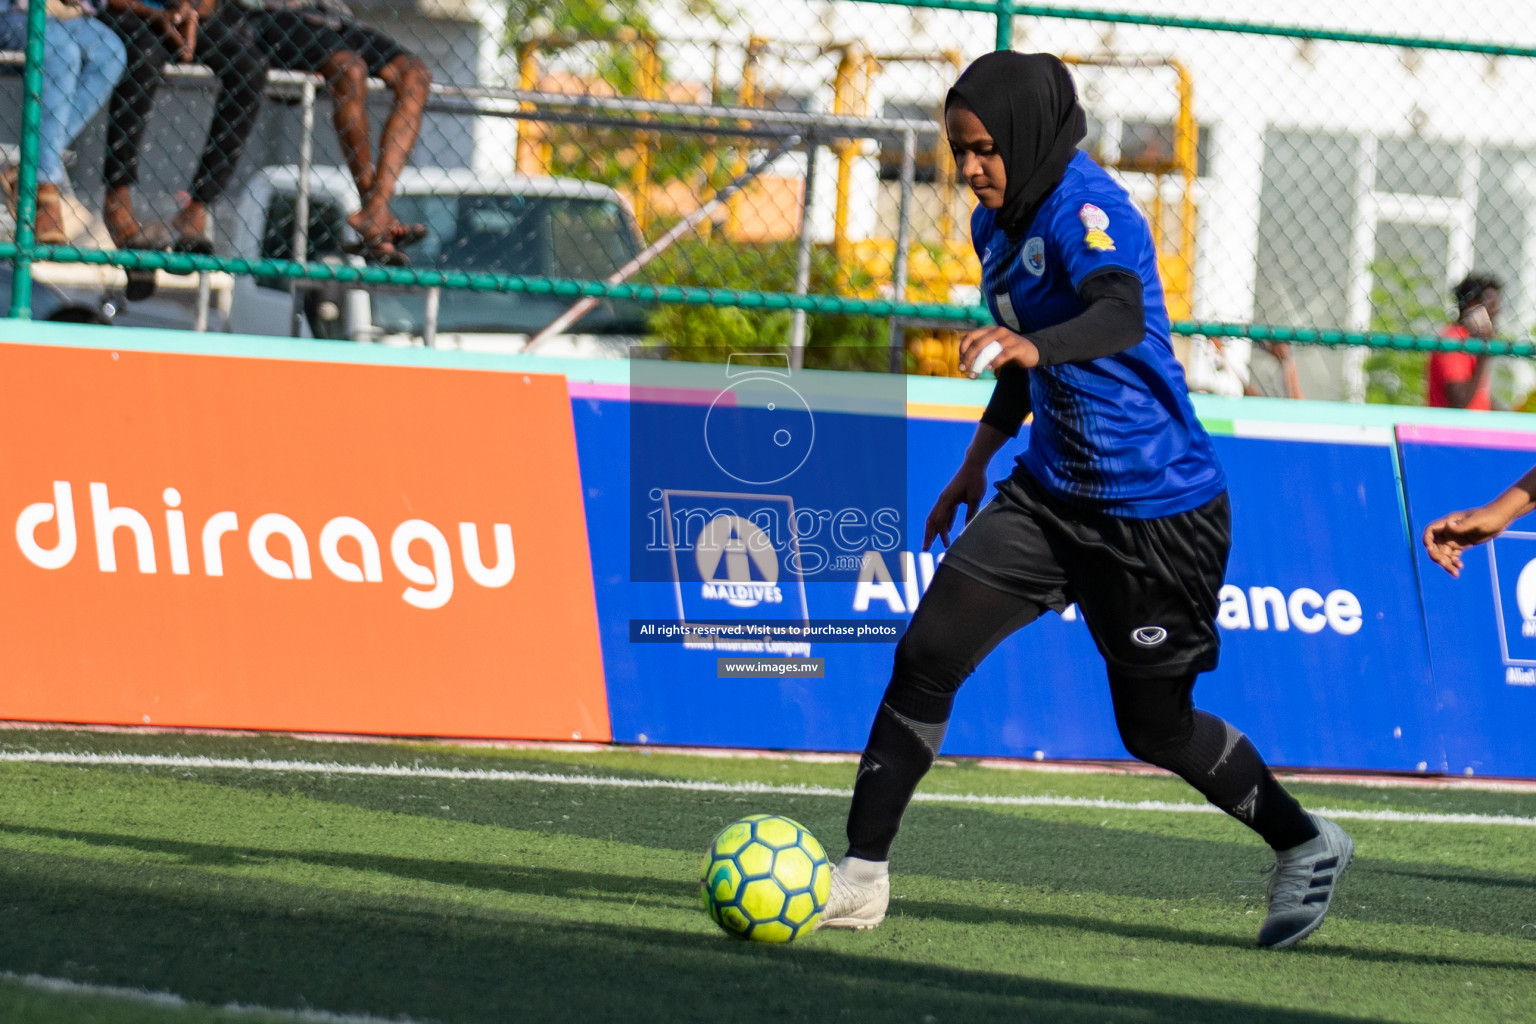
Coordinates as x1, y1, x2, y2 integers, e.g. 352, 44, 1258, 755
342, 237, 411, 267
35, 184, 68, 246
124, 266, 158, 302
112, 227, 170, 301
169, 233, 215, 275
173, 234, 214, 256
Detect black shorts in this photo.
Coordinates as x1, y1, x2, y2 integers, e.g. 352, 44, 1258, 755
253, 11, 406, 76
942, 466, 1231, 678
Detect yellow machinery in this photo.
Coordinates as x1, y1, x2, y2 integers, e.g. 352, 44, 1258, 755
515, 31, 662, 233
1063, 54, 1199, 324
723, 35, 770, 240
843, 49, 973, 295
727, 38, 863, 245
509, 36, 1209, 377
828, 44, 875, 269
729, 43, 966, 263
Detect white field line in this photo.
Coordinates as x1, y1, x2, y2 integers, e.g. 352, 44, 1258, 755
10, 722, 1536, 793
1, 970, 435, 1024
4, 750, 1534, 828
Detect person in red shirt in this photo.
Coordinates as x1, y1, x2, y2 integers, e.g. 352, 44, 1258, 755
1428, 275, 1501, 409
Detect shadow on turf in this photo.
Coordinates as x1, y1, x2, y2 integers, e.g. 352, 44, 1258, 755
176, 771, 1536, 945
0, 843, 1454, 1024
1370, 861, 1536, 892
0, 822, 699, 910
5, 822, 1532, 978
893, 897, 1536, 972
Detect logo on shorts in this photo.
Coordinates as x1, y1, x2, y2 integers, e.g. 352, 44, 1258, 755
1131, 625, 1168, 648
1022, 236, 1046, 276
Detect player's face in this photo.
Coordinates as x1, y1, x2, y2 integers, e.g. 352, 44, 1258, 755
945, 104, 1006, 209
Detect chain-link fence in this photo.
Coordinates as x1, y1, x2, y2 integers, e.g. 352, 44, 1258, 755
4, 2, 1536, 400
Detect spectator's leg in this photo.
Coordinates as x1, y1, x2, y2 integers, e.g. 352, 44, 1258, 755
35, 18, 83, 187
175, 5, 268, 245
319, 51, 376, 219
59, 20, 128, 156
365, 53, 431, 238
0, 13, 21, 210
102, 13, 172, 246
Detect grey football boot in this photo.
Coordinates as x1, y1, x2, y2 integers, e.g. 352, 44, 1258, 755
1257, 814, 1354, 949
818, 856, 889, 930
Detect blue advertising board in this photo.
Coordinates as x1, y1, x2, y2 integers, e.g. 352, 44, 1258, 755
853, 424, 1436, 772
573, 372, 1441, 773
6, 321, 1514, 773
1398, 424, 1536, 777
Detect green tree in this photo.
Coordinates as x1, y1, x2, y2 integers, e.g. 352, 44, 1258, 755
504, 1, 741, 202
505, 0, 726, 40
1364, 257, 1444, 406
640, 238, 887, 371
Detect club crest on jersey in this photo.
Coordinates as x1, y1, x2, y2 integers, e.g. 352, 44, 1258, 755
1079, 203, 1115, 252
1022, 236, 1046, 276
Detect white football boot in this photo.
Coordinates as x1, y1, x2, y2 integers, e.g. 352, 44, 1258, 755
1257, 814, 1354, 949
817, 856, 890, 930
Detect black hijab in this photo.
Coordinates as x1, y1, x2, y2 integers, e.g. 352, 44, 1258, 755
945, 51, 1088, 240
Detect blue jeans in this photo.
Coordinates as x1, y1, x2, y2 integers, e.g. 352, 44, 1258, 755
0, 13, 127, 184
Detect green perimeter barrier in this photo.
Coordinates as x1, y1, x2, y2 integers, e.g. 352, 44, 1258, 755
18, 244, 1532, 357
10, 317, 1536, 429
4, 1, 1530, 357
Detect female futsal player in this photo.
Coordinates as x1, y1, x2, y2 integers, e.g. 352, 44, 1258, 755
819, 52, 1352, 950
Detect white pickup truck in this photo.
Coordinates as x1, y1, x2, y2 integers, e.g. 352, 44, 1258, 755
223, 166, 649, 355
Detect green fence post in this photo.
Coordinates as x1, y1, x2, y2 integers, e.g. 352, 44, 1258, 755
995, 0, 1015, 50
8, 0, 46, 319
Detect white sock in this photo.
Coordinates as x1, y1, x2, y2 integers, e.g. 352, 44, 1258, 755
840, 855, 889, 886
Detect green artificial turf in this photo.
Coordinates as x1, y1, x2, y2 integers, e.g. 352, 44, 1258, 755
0, 729, 1532, 1023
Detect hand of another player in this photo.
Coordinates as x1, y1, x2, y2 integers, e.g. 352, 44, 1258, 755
1422, 505, 1512, 577
958, 326, 1039, 379
923, 461, 989, 551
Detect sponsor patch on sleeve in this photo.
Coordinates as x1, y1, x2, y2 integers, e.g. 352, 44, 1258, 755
1079, 203, 1116, 252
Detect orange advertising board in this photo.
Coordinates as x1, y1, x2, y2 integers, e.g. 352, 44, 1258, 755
0, 342, 610, 740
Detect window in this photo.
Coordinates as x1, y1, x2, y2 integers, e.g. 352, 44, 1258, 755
878, 101, 941, 183
550, 199, 640, 278
366, 193, 645, 337
256, 193, 347, 291
1118, 120, 1213, 176
1252, 128, 1359, 327
1375, 137, 1461, 198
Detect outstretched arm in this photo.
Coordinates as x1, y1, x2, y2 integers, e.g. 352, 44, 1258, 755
1423, 465, 1536, 576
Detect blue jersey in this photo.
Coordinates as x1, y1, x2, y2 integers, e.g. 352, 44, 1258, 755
974, 151, 1225, 518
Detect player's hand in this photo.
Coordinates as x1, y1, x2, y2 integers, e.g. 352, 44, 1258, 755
1461, 303, 1495, 341
1423, 505, 1512, 577
924, 461, 988, 551
958, 326, 1040, 379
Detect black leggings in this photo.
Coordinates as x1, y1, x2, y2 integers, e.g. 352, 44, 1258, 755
846, 565, 1317, 860
102, 4, 268, 203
